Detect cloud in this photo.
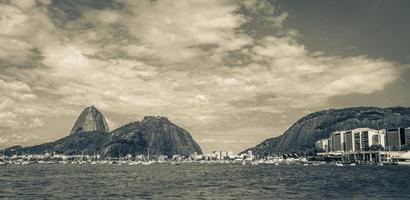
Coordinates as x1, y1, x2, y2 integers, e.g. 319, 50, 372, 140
115, 0, 252, 65
0, 133, 40, 146
28, 118, 45, 128
0, 0, 405, 152
200, 138, 216, 143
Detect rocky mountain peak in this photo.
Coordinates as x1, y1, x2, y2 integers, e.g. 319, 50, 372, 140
69, 106, 109, 135
100, 116, 202, 157
142, 116, 169, 124
3, 108, 202, 158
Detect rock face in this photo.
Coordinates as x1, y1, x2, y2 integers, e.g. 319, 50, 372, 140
2, 107, 202, 157
100, 116, 203, 157
69, 106, 109, 135
243, 107, 410, 155
4, 131, 109, 156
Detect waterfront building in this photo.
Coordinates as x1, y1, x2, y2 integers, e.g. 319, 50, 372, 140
344, 131, 354, 152
359, 129, 375, 150
227, 151, 234, 158
386, 128, 406, 150
190, 152, 203, 160
323, 128, 386, 153
350, 128, 381, 151
247, 150, 254, 160
327, 138, 332, 152
373, 129, 386, 148
405, 128, 410, 147
211, 150, 236, 160
212, 151, 221, 159
315, 139, 329, 152
330, 131, 345, 152
323, 127, 404, 152
316, 127, 410, 164
214, 151, 223, 160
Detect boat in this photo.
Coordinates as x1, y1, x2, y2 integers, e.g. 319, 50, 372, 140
21, 161, 30, 165
335, 162, 344, 167
142, 161, 153, 165
128, 161, 141, 165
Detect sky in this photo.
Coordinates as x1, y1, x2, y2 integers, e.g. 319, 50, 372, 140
0, 0, 409, 153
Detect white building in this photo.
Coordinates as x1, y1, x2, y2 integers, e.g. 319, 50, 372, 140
315, 139, 329, 152
212, 150, 236, 160
351, 128, 381, 151
327, 128, 386, 153
247, 150, 254, 160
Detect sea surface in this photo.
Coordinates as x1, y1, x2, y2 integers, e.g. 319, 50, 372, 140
0, 164, 409, 199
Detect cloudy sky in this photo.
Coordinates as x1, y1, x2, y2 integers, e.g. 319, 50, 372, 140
1, 0, 409, 153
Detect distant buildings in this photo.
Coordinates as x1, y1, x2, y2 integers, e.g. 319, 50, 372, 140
247, 150, 253, 159
205, 150, 236, 160
316, 127, 410, 153
215, 150, 234, 159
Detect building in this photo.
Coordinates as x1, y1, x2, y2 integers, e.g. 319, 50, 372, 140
330, 131, 345, 152
325, 128, 386, 153
227, 151, 234, 158
248, 150, 252, 157
373, 129, 386, 148
344, 131, 354, 152
212, 150, 235, 160
315, 139, 329, 152
331, 131, 346, 152
386, 128, 406, 150
247, 150, 254, 160
405, 128, 410, 148
318, 127, 407, 153
350, 128, 382, 151
327, 138, 332, 152
359, 129, 375, 150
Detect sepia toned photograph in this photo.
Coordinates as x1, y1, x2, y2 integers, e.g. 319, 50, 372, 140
0, 0, 410, 199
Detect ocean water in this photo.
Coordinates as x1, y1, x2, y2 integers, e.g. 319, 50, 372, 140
0, 164, 409, 199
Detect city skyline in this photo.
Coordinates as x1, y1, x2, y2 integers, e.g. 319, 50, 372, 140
1, 0, 410, 153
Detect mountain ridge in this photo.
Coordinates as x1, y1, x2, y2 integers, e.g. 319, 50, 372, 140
3, 107, 202, 157
242, 106, 410, 155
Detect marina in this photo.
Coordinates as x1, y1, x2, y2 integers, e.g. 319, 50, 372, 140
1, 152, 409, 166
